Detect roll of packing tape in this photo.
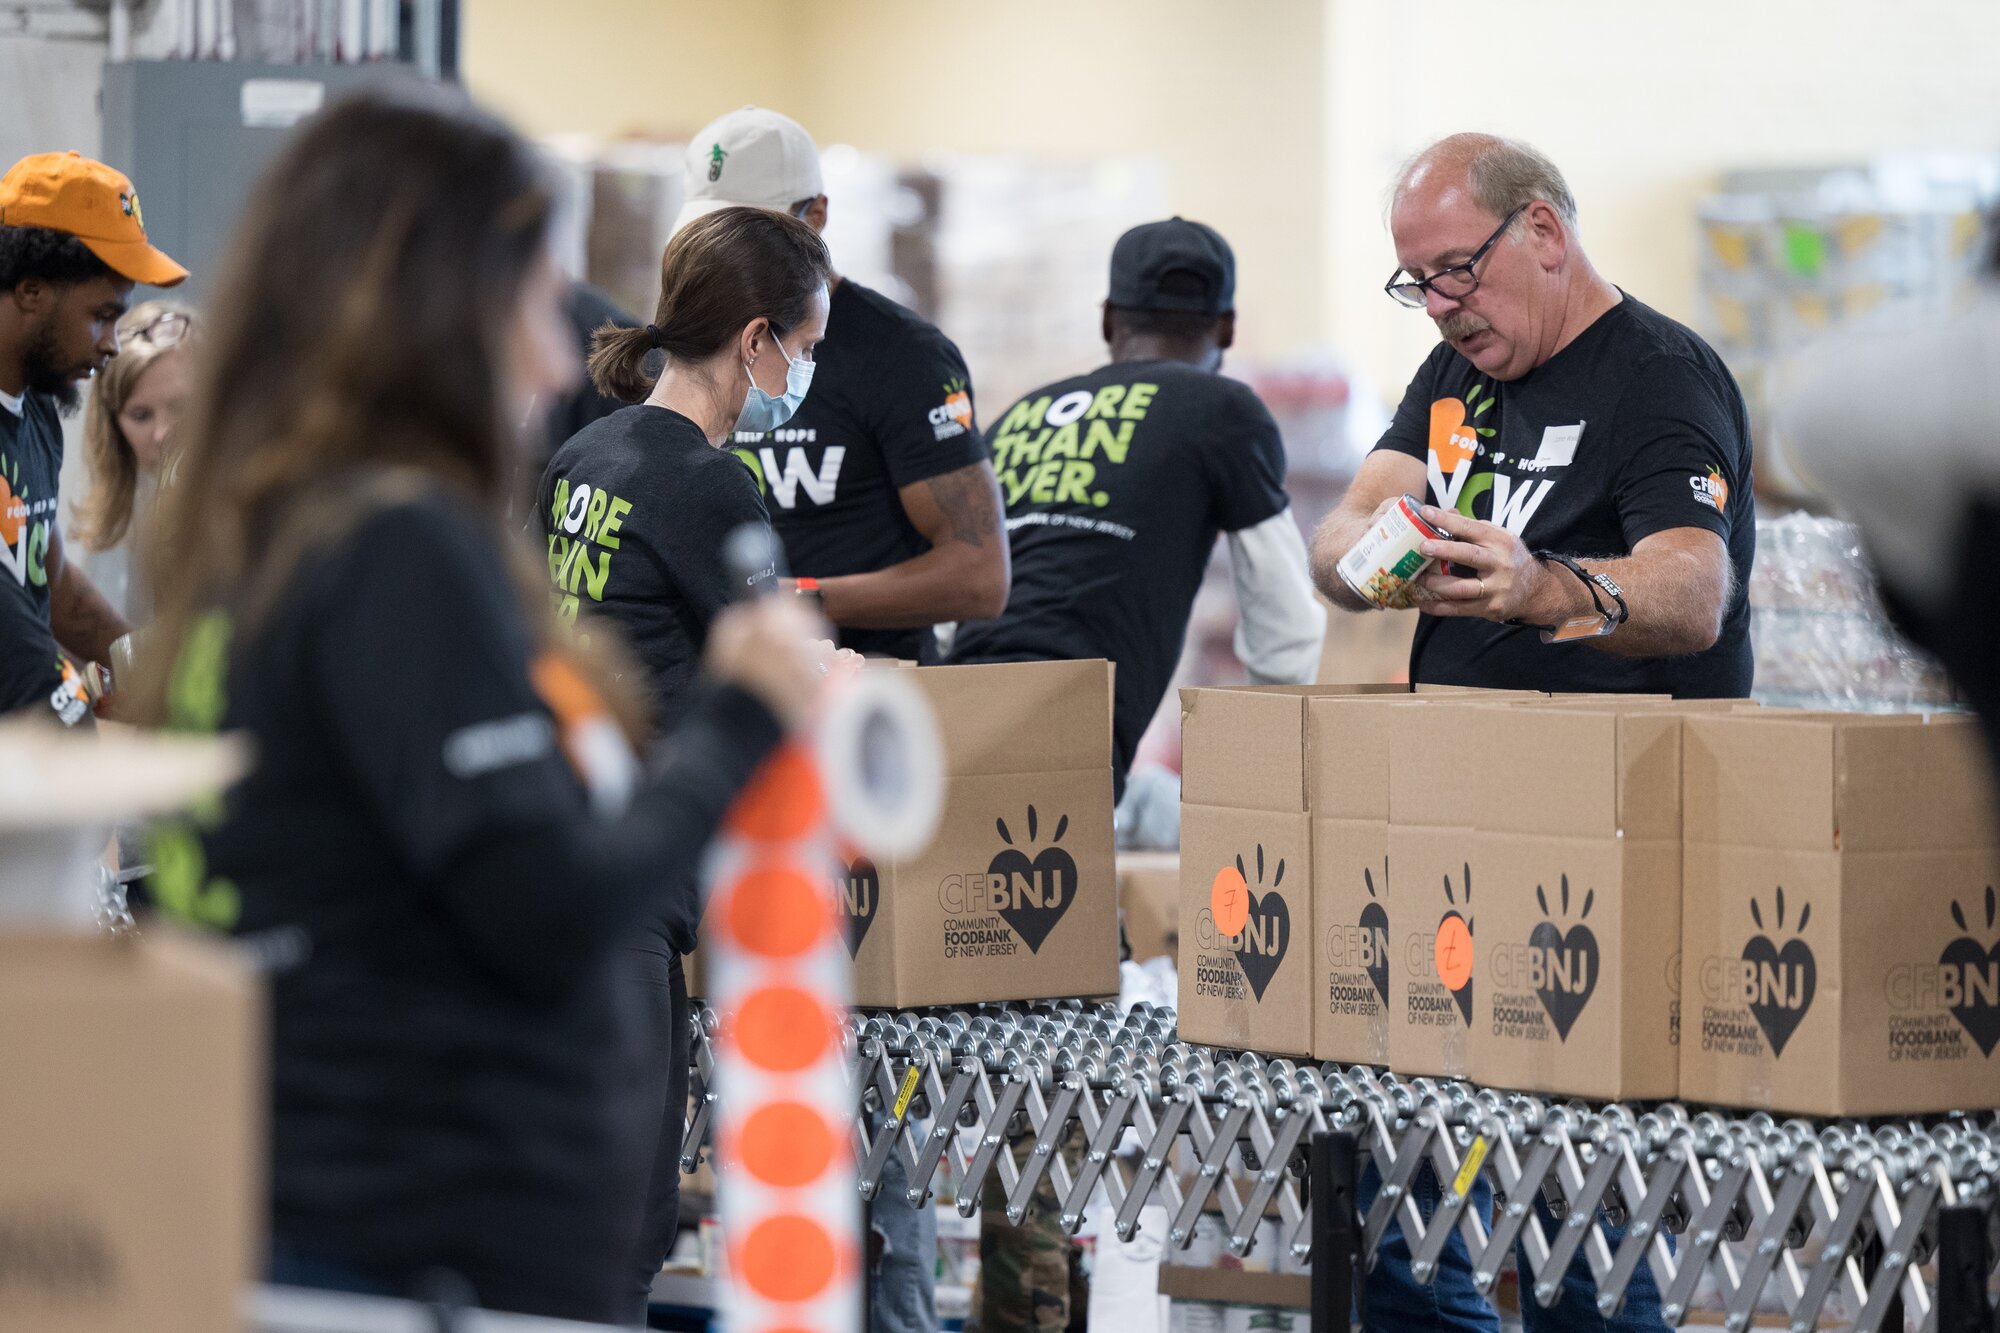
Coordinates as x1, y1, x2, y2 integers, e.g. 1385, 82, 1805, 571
814, 669, 944, 862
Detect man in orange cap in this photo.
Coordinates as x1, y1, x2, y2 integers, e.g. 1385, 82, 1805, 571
0, 150, 186, 723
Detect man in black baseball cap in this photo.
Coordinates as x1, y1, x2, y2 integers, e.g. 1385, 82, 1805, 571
955, 216, 1321, 787
1106, 215, 1236, 317
952, 218, 1323, 1328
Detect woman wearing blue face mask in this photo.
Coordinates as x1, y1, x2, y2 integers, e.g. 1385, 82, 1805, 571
537, 203, 832, 1322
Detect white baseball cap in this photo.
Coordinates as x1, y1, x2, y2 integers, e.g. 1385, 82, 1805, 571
672, 106, 824, 236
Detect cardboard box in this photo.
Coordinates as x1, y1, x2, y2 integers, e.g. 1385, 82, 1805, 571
1382, 698, 1505, 1080
1178, 687, 1390, 1055
865, 659, 1120, 1008
1179, 687, 1538, 1059
0, 930, 261, 1333
1445, 706, 1685, 1101
691, 661, 1118, 1009
1117, 853, 1180, 964
1680, 712, 2000, 1115
1307, 696, 1410, 1069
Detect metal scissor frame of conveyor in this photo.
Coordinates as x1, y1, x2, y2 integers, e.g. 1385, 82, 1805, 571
682, 999, 2000, 1333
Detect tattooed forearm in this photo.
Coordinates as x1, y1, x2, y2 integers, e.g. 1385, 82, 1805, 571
924, 464, 1002, 548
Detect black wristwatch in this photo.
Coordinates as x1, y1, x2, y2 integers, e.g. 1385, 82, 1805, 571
1508, 551, 1630, 644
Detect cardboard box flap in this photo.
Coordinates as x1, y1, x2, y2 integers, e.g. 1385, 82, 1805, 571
1389, 701, 1545, 826
1181, 688, 1309, 811
1307, 696, 1413, 821
916, 659, 1112, 776
1685, 713, 1998, 851
1404, 706, 1684, 838
1836, 717, 2000, 851
1684, 715, 1836, 849
1180, 685, 1407, 812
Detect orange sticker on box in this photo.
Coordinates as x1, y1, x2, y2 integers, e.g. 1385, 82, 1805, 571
1434, 914, 1474, 992
1211, 866, 1250, 938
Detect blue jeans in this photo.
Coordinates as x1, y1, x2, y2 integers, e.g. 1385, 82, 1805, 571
870, 1144, 938, 1333
1357, 1160, 1670, 1333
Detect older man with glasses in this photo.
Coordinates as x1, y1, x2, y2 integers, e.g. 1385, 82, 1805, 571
1312, 132, 1752, 702
1309, 133, 1754, 1332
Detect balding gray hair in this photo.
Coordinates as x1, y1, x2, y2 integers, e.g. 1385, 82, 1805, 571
1392, 133, 1579, 230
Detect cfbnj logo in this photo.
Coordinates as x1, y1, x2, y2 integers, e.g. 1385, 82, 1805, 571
1198, 844, 1291, 1002
1886, 886, 2000, 1057
1489, 875, 1599, 1042
935, 804, 1077, 953
1700, 887, 1816, 1057
840, 857, 879, 957
1325, 859, 1390, 1008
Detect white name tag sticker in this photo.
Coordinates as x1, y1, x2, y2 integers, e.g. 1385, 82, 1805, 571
1535, 422, 1585, 467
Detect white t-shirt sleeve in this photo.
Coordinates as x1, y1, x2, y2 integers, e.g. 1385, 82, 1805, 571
1226, 508, 1326, 685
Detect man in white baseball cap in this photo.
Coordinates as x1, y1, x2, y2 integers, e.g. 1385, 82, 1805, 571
672, 105, 825, 233
673, 106, 1009, 672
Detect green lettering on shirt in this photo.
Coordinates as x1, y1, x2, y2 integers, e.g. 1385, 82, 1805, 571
1042, 422, 1080, 460
998, 396, 1051, 436
1119, 383, 1158, 420
1082, 420, 1134, 464
599, 496, 632, 550
1053, 461, 1096, 505
1086, 384, 1126, 419
1027, 458, 1063, 503
151, 607, 242, 931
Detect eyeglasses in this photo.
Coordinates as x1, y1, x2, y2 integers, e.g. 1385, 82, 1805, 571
122, 310, 193, 348
1383, 205, 1527, 309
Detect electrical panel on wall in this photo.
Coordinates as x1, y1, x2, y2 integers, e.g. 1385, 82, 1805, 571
100, 59, 424, 302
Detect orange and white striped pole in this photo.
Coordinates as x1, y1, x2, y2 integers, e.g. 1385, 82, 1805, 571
706, 743, 858, 1333
704, 529, 941, 1333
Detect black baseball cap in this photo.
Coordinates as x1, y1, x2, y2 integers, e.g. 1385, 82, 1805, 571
1107, 216, 1235, 315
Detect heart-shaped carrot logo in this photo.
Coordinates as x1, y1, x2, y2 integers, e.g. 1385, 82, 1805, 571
0, 475, 24, 548
1428, 398, 1477, 475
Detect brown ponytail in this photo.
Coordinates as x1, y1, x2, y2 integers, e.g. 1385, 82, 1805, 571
586, 206, 833, 403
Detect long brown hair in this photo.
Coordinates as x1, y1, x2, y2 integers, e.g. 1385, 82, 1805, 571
132, 88, 641, 734
588, 206, 832, 403
75, 300, 196, 551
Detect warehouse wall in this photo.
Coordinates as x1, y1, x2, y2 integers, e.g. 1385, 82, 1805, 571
460, 0, 1328, 363
1322, 0, 2000, 398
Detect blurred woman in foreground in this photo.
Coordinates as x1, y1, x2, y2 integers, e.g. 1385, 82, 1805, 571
132, 87, 819, 1323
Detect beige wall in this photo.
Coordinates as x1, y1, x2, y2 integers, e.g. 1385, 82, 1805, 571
1323, 0, 2000, 398
467, 0, 2000, 399
461, 0, 1327, 360
461, 1, 802, 137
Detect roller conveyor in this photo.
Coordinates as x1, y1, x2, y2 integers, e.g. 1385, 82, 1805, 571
683, 998, 2000, 1333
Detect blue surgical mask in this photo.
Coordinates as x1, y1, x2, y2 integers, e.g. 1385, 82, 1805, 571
735, 338, 815, 434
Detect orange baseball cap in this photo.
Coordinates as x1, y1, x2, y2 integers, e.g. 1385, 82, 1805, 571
0, 151, 187, 288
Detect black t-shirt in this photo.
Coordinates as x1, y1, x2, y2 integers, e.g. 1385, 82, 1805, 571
951, 361, 1291, 781
540, 405, 771, 734
731, 279, 988, 661
1374, 294, 1755, 696
0, 393, 88, 724
163, 484, 777, 1322
535, 282, 639, 480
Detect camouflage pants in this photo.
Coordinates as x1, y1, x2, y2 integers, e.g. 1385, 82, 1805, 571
966, 1127, 1089, 1333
